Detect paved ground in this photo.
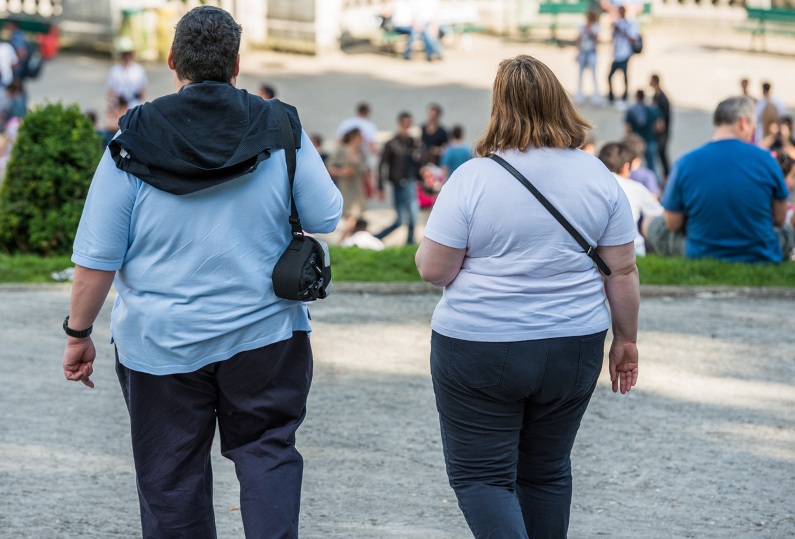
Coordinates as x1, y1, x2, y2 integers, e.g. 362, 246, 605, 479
1, 19, 794, 539
0, 286, 793, 538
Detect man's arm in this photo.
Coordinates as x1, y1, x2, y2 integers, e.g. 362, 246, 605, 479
664, 210, 685, 232
62, 265, 116, 388
773, 198, 787, 227
415, 238, 466, 288
596, 241, 639, 394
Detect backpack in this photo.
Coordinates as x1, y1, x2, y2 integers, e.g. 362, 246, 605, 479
631, 34, 643, 54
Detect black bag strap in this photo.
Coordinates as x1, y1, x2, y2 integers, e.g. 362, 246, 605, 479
271, 99, 303, 238
490, 154, 612, 276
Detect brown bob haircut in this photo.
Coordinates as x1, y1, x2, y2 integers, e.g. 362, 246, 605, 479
474, 55, 591, 157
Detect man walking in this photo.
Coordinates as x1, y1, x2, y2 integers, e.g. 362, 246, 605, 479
649, 73, 671, 181
647, 96, 793, 262
625, 89, 661, 173
375, 111, 420, 244
61, 7, 342, 538
607, 6, 638, 109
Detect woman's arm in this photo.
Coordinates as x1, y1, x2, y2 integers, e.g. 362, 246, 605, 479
415, 238, 466, 288
596, 241, 639, 394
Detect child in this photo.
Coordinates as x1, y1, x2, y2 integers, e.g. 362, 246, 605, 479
598, 141, 663, 256
622, 133, 659, 197
575, 10, 601, 106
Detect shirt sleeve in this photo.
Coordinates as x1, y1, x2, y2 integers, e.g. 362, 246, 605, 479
71, 150, 139, 271
293, 130, 343, 234
598, 179, 639, 247
423, 171, 470, 249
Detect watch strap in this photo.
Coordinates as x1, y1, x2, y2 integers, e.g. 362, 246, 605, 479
63, 316, 93, 338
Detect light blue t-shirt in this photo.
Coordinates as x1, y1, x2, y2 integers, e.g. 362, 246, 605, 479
662, 139, 788, 263
440, 144, 472, 176
72, 130, 343, 375
423, 148, 637, 342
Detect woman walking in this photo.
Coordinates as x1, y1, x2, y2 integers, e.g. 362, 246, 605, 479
415, 55, 640, 539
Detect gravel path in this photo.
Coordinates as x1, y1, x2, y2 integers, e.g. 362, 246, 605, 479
1, 286, 793, 538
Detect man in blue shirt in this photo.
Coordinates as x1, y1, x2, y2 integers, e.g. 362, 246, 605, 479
61, 7, 342, 537
647, 96, 793, 263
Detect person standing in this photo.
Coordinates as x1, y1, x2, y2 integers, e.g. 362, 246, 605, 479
420, 102, 449, 165
756, 81, 786, 145
650, 73, 671, 181
647, 96, 793, 262
416, 55, 639, 539
327, 127, 372, 240
0, 40, 18, 90
106, 48, 147, 109
625, 89, 661, 174
375, 111, 420, 244
606, 6, 638, 110
336, 101, 380, 187
440, 124, 472, 179
61, 7, 342, 538
575, 10, 601, 106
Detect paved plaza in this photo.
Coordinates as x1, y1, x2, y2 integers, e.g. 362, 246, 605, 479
0, 20, 794, 539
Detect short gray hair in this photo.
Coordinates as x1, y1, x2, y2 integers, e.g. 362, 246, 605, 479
713, 96, 755, 127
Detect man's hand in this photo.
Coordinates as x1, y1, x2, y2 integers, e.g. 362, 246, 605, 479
63, 337, 97, 388
608, 338, 638, 394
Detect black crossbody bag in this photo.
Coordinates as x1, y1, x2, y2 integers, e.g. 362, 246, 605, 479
490, 154, 611, 276
271, 99, 332, 301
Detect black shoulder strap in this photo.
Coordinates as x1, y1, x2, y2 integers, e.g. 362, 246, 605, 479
490, 154, 612, 276
271, 99, 303, 238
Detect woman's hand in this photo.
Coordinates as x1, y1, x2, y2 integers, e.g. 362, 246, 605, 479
608, 338, 638, 394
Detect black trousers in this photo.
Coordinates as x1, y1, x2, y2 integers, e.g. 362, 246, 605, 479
116, 332, 313, 539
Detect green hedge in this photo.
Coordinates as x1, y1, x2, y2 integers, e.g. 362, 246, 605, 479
0, 102, 103, 255
2, 249, 795, 287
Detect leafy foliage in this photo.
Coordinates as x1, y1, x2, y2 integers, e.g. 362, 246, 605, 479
0, 102, 103, 255
2, 248, 795, 287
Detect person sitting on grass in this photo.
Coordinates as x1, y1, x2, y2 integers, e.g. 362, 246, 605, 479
341, 218, 385, 251
622, 133, 660, 197
598, 141, 663, 256
647, 96, 794, 263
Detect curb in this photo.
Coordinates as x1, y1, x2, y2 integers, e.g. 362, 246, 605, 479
3, 282, 794, 299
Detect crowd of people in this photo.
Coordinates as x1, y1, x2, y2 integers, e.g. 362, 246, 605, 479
0, 21, 38, 183
320, 101, 472, 247
587, 72, 794, 264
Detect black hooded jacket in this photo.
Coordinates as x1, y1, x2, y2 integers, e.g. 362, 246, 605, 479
108, 81, 301, 195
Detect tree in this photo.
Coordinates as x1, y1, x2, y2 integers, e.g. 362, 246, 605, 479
0, 103, 103, 255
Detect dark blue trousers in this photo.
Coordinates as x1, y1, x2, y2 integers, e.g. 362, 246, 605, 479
116, 332, 313, 539
430, 330, 606, 539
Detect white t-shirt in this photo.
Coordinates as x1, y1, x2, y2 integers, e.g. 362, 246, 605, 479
107, 61, 148, 107
612, 18, 637, 62
0, 43, 18, 87
578, 22, 599, 53
336, 116, 378, 147
424, 148, 637, 342
613, 173, 663, 255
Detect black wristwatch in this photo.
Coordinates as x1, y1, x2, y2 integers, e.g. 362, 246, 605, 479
63, 316, 93, 338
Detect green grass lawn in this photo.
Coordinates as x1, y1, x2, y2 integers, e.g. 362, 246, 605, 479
2, 249, 795, 287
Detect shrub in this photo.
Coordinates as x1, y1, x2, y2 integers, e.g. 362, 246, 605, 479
0, 102, 103, 255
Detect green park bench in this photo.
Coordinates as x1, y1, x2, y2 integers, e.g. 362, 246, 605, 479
738, 7, 795, 51
520, 2, 652, 45
0, 17, 53, 35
